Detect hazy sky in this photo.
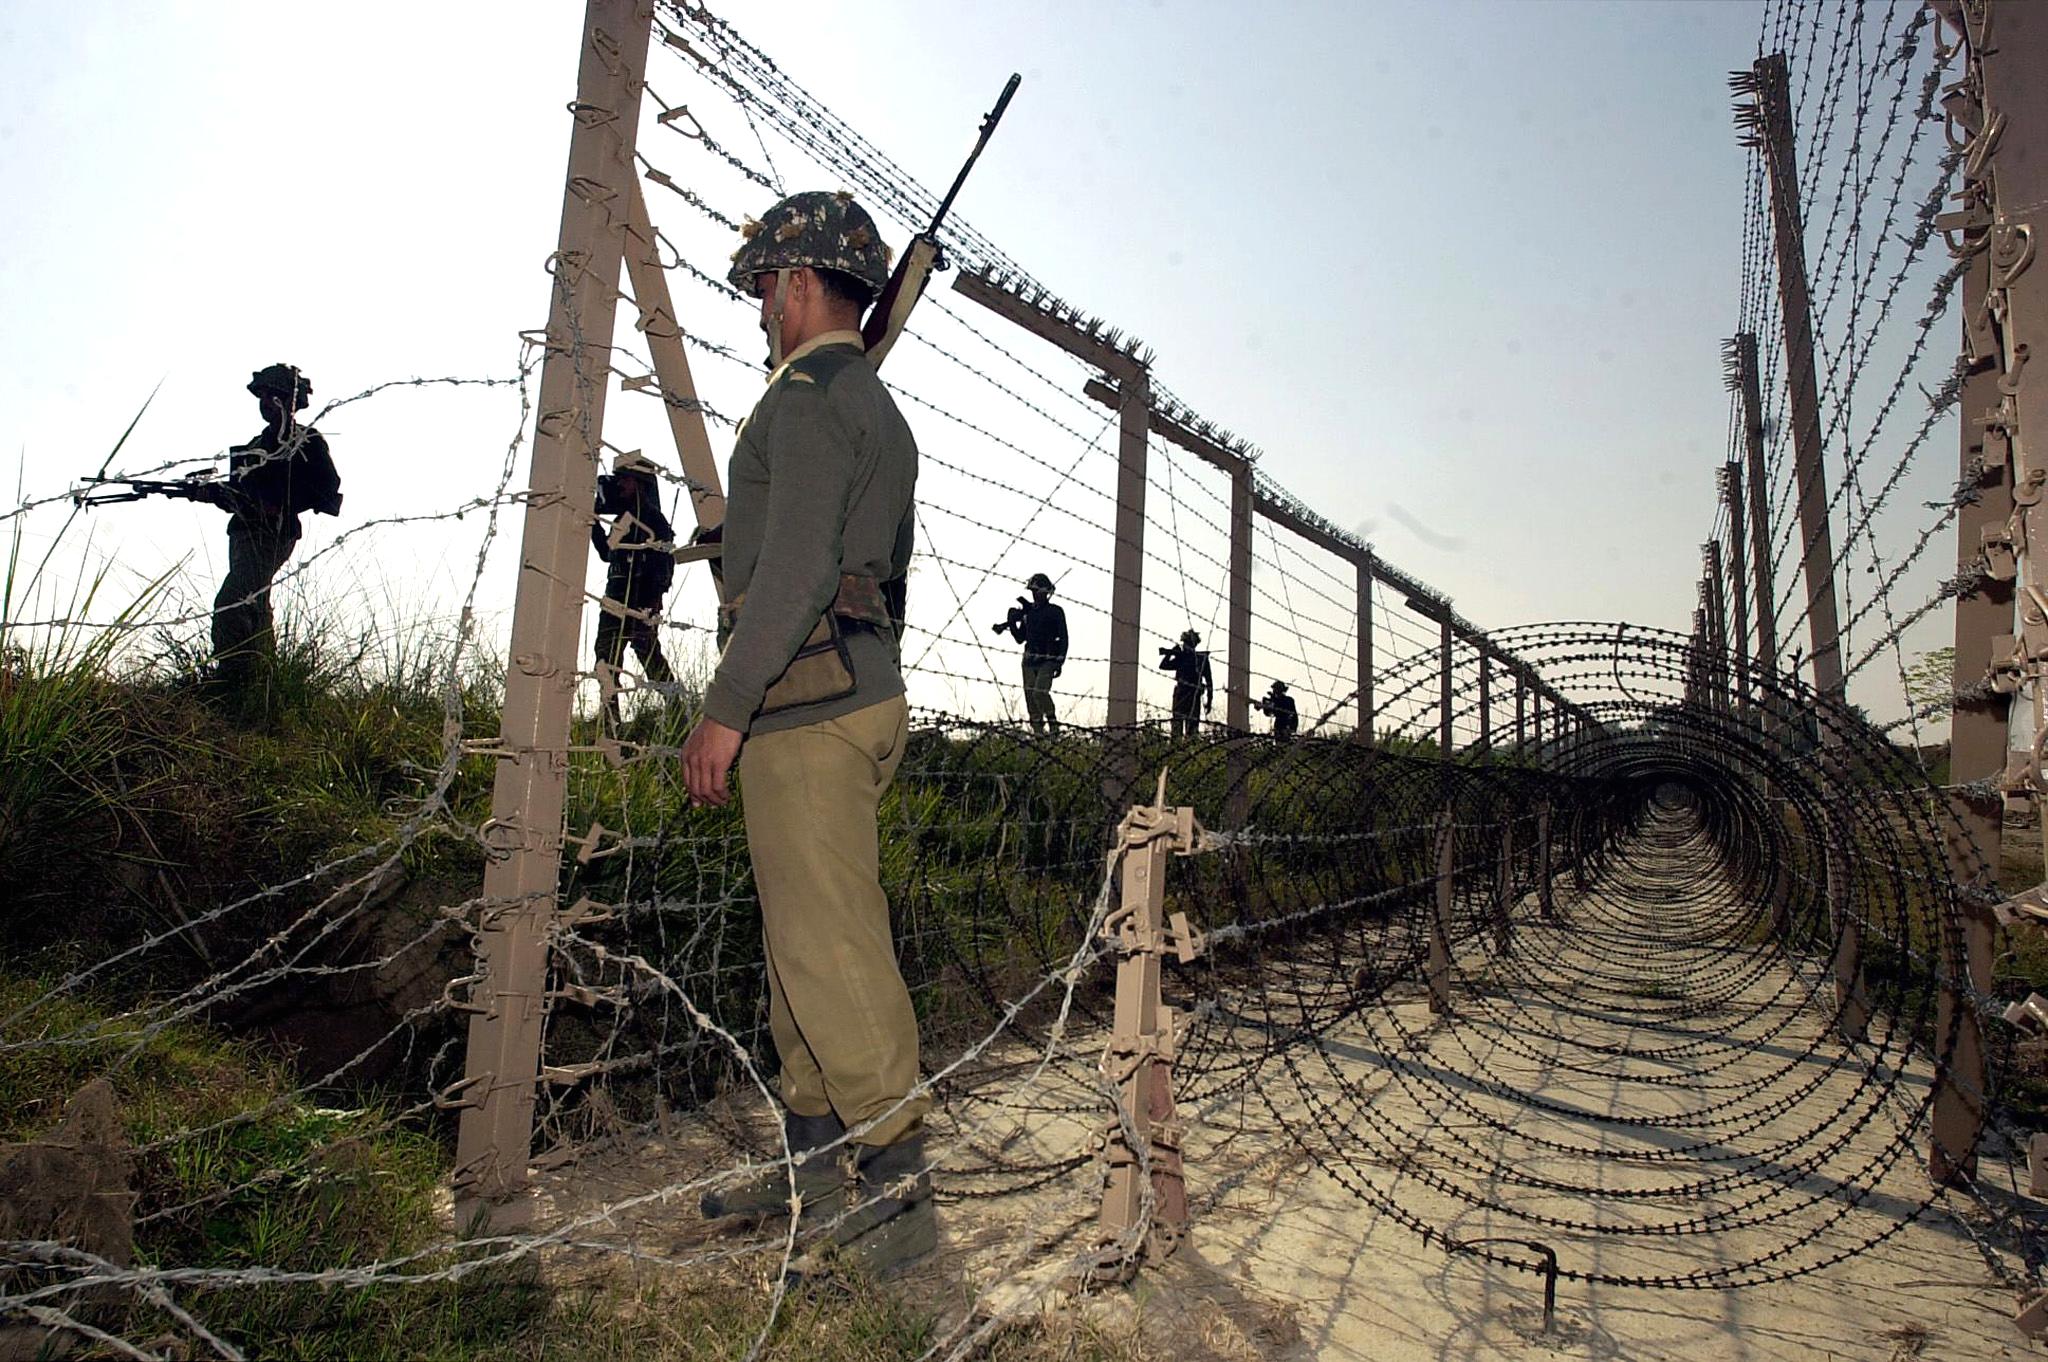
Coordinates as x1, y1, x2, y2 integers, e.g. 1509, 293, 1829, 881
0, 1, 1950, 726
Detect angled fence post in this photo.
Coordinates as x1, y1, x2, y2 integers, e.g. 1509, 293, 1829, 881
622, 179, 727, 535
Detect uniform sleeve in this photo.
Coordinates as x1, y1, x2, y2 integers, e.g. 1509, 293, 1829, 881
701, 372, 859, 730
1050, 606, 1068, 661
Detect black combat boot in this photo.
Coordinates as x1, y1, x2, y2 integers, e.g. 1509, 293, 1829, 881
790, 1135, 936, 1282
699, 1109, 847, 1221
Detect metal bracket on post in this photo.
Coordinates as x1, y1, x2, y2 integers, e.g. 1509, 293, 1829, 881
1087, 771, 1214, 1283
1427, 809, 1455, 1014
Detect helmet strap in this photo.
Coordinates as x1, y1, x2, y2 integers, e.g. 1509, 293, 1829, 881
766, 268, 792, 372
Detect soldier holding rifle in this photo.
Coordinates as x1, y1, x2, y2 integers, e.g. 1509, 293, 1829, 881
682, 75, 1021, 1286
75, 363, 341, 697
993, 570, 1067, 733
1159, 628, 1213, 739
1254, 679, 1299, 740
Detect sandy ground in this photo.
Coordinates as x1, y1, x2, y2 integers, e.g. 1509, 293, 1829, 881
532, 822, 2041, 1361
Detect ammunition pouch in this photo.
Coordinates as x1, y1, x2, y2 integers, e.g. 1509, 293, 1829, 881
719, 572, 903, 718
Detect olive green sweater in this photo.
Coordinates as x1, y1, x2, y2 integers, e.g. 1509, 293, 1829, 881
702, 332, 918, 735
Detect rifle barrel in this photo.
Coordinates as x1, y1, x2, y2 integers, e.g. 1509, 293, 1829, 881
927, 73, 1020, 237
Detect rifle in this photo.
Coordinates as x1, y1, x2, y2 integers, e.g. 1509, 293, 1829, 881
991, 597, 1030, 636
72, 475, 230, 508
861, 73, 1021, 370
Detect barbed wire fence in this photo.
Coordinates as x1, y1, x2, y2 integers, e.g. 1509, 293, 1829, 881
5, 1, 2048, 1359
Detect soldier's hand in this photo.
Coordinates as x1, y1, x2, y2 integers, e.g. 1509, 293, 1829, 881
682, 717, 744, 807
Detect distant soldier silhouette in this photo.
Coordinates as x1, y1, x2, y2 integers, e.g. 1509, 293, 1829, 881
1158, 629, 1213, 739
994, 571, 1067, 733
208, 363, 342, 693
1254, 679, 1299, 740
590, 451, 677, 724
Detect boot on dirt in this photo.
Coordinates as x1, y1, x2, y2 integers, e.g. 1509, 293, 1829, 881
699, 1109, 847, 1222
788, 1135, 937, 1283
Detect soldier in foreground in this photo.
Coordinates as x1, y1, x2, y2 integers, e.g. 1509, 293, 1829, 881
1254, 679, 1299, 740
679, 192, 930, 1278
994, 571, 1067, 733
1158, 628, 1213, 739
209, 364, 342, 694
590, 451, 677, 725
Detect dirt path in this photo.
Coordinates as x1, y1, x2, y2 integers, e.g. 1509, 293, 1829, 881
533, 819, 2035, 1360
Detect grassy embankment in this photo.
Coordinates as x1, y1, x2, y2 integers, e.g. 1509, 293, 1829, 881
1, 554, 1255, 1359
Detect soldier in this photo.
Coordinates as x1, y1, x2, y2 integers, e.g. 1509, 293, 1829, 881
680, 191, 930, 1279
590, 450, 677, 725
994, 571, 1067, 733
1254, 679, 1299, 740
208, 364, 341, 694
1158, 628, 1213, 739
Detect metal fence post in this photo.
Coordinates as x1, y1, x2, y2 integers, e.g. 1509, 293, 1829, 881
1439, 612, 1455, 760
1826, 838, 1870, 1042
1721, 462, 1753, 717
1093, 785, 1209, 1278
1494, 810, 1514, 956
1108, 377, 1152, 728
1930, 0, 2047, 1187
1356, 558, 1376, 743
1477, 646, 1492, 753
949, 273, 1151, 729
1705, 541, 1730, 710
1727, 334, 1781, 708
1226, 467, 1253, 732
1537, 801, 1556, 921
1516, 667, 1528, 759
452, 0, 652, 1232
1738, 54, 1846, 702
1428, 808, 1456, 1014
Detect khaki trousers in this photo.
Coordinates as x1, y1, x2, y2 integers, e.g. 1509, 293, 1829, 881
737, 694, 927, 1146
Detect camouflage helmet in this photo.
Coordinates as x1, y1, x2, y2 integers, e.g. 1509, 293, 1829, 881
1269, 680, 1289, 694
726, 191, 892, 299
247, 363, 311, 411
1026, 572, 1055, 594
1181, 629, 1201, 647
